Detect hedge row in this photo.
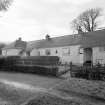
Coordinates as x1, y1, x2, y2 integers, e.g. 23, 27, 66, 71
0, 56, 59, 76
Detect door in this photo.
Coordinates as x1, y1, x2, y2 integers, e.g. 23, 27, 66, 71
83, 48, 93, 66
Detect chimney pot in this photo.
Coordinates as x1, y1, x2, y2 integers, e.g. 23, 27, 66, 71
45, 34, 50, 40
78, 26, 83, 34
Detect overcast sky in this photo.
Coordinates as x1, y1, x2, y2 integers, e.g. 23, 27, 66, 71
0, 0, 105, 42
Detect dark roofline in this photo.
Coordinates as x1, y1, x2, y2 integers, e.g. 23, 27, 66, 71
27, 29, 105, 49
28, 29, 105, 43
3, 29, 105, 51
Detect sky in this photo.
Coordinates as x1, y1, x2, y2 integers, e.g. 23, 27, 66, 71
0, 0, 105, 42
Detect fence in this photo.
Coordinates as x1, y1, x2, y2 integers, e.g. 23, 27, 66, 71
70, 62, 105, 80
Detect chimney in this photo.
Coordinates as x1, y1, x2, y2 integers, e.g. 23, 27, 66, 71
15, 37, 22, 47
18, 37, 22, 41
78, 26, 83, 34
45, 34, 51, 40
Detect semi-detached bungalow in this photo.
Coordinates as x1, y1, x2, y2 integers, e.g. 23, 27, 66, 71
2, 37, 27, 56
2, 29, 105, 66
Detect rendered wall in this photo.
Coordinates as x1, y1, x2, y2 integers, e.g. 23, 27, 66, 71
2, 49, 21, 56
31, 45, 83, 65
30, 49, 40, 56
93, 47, 105, 65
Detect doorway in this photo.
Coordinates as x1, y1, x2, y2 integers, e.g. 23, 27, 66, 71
83, 48, 93, 66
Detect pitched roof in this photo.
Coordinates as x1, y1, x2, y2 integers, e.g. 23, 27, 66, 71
2, 39, 27, 50
3, 29, 105, 51
80, 29, 105, 48
27, 34, 81, 50
27, 29, 105, 50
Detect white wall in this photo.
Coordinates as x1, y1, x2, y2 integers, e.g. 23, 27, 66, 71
31, 45, 83, 65
30, 49, 40, 56
2, 49, 21, 56
93, 47, 105, 65
2, 50, 7, 56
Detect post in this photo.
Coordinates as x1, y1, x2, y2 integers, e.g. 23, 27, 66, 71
65, 62, 67, 71
70, 62, 72, 77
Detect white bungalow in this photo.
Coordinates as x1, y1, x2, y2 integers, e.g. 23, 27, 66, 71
2, 37, 27, 56
2, 29, 105, 66
27, 29, 105, 65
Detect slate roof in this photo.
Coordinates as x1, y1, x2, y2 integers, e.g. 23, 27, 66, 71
3, 29, 105, 51
80, 29, 105, 48
2, 39, 27, 50
27, 29, 105, 50
26, 35, 81, 51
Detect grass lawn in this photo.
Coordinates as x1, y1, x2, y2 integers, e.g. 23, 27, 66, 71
0, 71, 63, 89
0, 72, 104, 105
0, 71, 90, 105
0, 71, 63, 105
0, 82, 92, 105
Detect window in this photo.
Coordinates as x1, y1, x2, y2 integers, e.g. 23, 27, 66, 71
99, 47, 105, 52
45, 49, 51, 55
19, 50, 24, 55
62, 48, 70, 55
79, 48, 83, 54
55, 50, 58, 54
26, 51, 30, 56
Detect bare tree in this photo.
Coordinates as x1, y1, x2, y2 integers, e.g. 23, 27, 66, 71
0, 0, 13, 11
71, 8, 102, 33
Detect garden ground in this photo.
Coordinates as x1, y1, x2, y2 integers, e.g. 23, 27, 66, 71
0, 71, 104, 105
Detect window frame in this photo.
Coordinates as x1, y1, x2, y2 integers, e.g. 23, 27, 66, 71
62, 48, 70, 55
79, 48, 83, 54
99, 47, 105, 52
45, 49, 51, 55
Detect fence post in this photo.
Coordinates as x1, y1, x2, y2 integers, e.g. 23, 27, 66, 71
70, 62, 72, 77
